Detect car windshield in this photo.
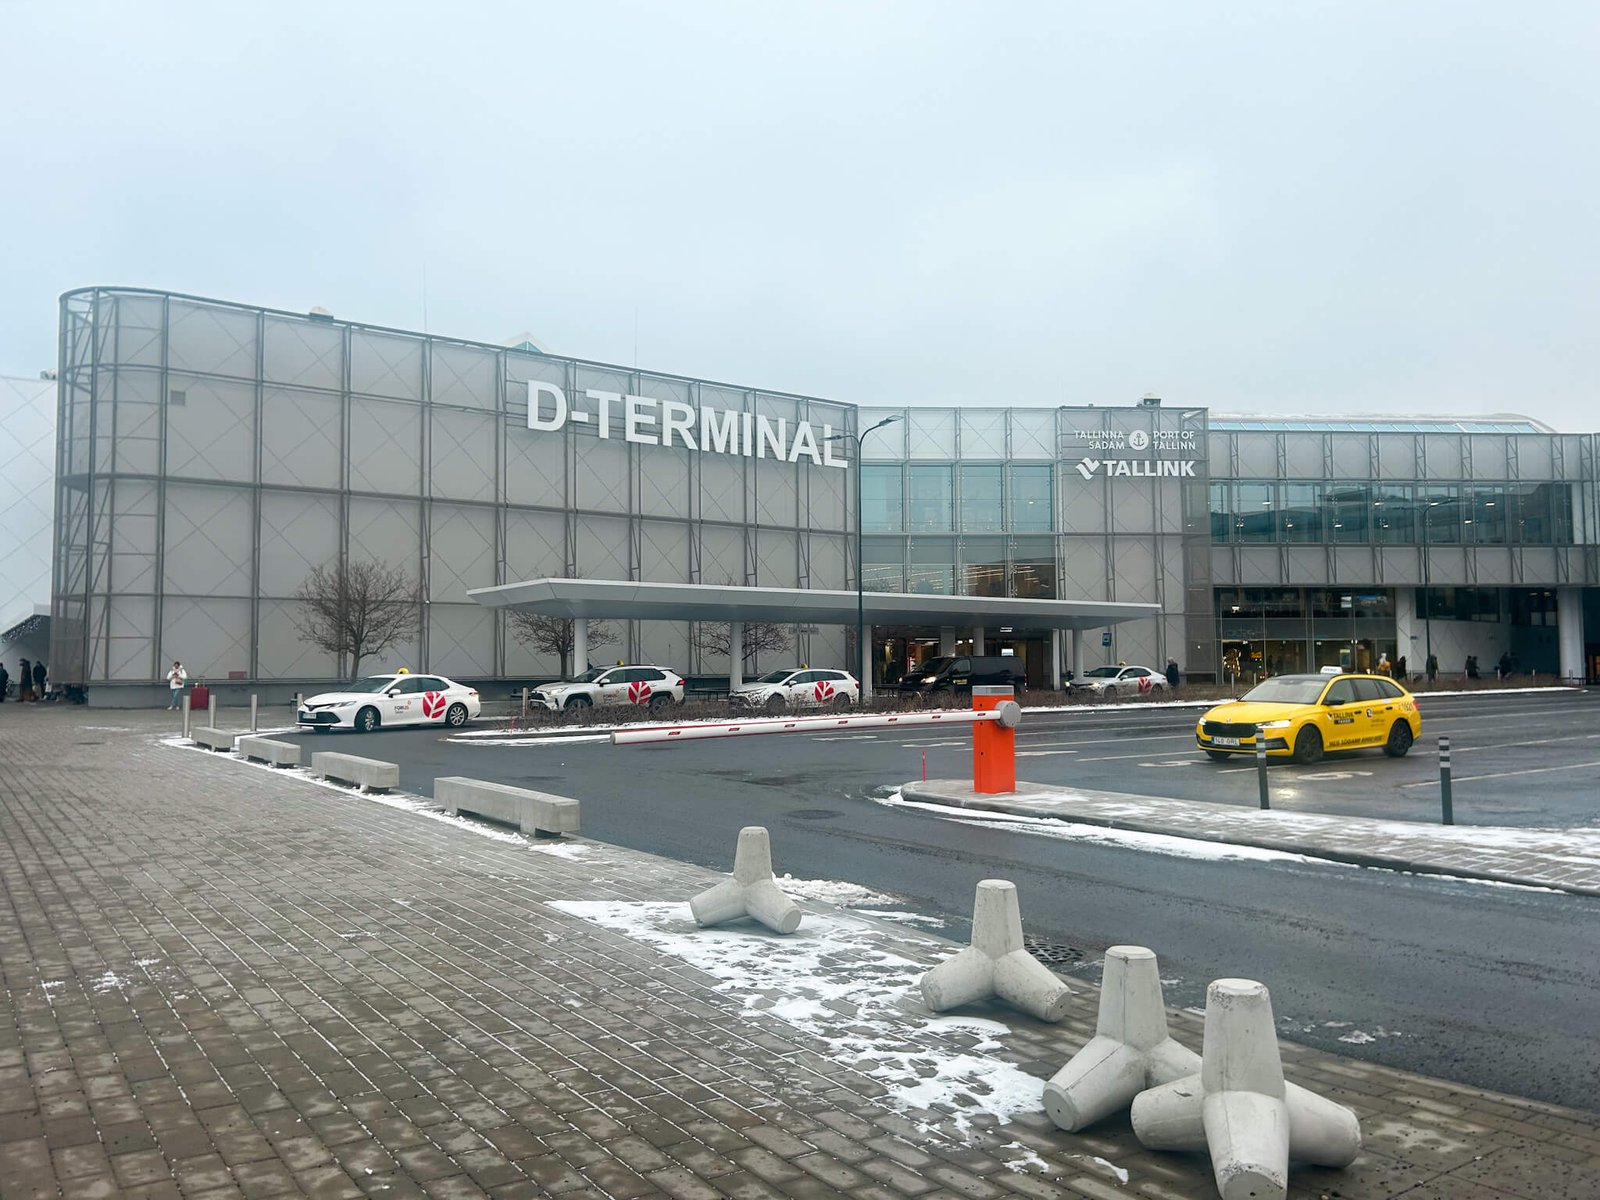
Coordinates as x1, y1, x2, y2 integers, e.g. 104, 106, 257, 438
1084, 666, 1123, 678
754, 669, 797, 684
918, 658, 955, 674
569, 668, 608, 683
342, 677, 399, 693
1239, 677, 1326, 705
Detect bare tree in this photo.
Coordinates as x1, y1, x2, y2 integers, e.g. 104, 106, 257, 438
292, 559, 422, 678
507, 612, 617, 678
691, 620, 792, 667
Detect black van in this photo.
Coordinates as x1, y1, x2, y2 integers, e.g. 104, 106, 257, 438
897, 655, 1026, 695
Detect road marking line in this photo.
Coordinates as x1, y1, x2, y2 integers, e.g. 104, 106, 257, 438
1017, 750, 1077, 757
813, 734, 878, 741
1400, 758, 1600, 787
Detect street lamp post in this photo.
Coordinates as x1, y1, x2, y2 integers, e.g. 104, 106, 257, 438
826, 415, 901, 700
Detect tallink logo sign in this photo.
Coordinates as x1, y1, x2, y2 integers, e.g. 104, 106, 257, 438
1072, 427, 1199, 481
1075, 457, 1198, 480
527, 382, 848, 469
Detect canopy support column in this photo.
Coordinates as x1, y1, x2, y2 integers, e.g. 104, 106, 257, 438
1050, 629, 1062, 691
1071, 628, 1086, 684
940, 627, 957, 655
729, 621, 744, 692
573, 618, 588, 676
972, 627, 986, 655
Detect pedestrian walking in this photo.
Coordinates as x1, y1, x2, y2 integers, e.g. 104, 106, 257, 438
1164, 657, 1180, 688
167, 660, 187, 709
19, 658, 31, 702
0, 662, 8, 702
1497, 650, 1512, 680
1395, 655, 1408, 683
1466, 655, 1480, 680
32, 660, 46, 702
1375, 652, 1391, 676
1425, 653, 1438, 683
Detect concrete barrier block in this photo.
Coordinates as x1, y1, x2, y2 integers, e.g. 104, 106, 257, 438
1131, 979, 1361, 1200
920, 880, 1071, 1022
1043, 946, 1200, 1131
435, 777, 579, 837
311, 751, 399, 793
191, 727, 236, 753
690, 826, 802, 934
237, 736, 301, 768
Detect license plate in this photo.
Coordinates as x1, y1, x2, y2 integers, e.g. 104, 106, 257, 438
1212, 736, 1240, 747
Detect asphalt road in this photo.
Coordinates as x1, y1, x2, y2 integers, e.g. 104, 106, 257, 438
282, 689, 1600, 1110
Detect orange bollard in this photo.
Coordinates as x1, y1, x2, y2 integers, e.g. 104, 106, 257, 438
972, 686, 1018, 794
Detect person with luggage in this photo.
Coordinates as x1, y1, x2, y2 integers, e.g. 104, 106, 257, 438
167, 660, 188, 709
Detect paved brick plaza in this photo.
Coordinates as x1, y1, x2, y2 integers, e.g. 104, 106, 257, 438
3, 706, 1599, 1198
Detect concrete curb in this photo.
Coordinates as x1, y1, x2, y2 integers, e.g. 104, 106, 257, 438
899, 780, 1600, 899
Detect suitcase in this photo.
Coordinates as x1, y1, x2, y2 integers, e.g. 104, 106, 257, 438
190, 683, 210, 709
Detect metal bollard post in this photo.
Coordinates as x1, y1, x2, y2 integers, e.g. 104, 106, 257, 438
1256, 724, 1270, 809
208, 693, 217, 730
182, 693, 191, 739
522, 686, 530, 722
250, 693, 258, 733
1439, 735, 1453, 825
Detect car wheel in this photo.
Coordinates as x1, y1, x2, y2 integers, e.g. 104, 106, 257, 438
1101, 686, 1118, 700
647, 693, 673, 714
445, 703, 468, 727
1204, 749, 1230, 762
1292, 726, 1323, 764
356, 707, 380, 734
765, 694, 786, 711
833, 694, 852, 711
1384, 721, 1414, 757
564, 695, 592, 710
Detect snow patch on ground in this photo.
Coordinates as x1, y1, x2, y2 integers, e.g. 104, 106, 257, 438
777, 875, 900, 907
1339, 1030, 1377, 1045
548, 899, 1050, 1139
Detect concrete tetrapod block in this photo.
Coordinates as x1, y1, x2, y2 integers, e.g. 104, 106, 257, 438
1043, 946, 1200, 1131
920, 879, 1071, 1023
1131, 979, 1361, 1200
689, 826, 802, 934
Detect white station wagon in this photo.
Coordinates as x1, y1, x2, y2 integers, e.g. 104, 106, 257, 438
298, 673, 482, 733
729, 667, 860, 711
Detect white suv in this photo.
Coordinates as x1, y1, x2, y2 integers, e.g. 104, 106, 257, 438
729, 668, 860, 711
530, 665, 685, 714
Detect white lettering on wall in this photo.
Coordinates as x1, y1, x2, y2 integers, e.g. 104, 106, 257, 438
527, 382, 849, 469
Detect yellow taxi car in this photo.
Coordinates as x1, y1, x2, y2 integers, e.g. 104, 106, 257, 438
1196, 671, 1421, 764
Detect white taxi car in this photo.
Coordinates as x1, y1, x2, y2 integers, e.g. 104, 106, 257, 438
1067, 664, 1168, 699
529, 665, 685, 714
298, 673, 481, 733
729, 667, 860, 711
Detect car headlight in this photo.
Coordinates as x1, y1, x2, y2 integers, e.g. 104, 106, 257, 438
921, 675, 939, 683
332, 700, 359, 709
1257, 719, 1292, 729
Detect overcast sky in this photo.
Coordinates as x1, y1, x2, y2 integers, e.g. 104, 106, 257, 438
3, 1, 1596, 428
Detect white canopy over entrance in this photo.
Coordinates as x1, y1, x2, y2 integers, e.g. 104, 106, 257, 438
470, 577, 1159, 696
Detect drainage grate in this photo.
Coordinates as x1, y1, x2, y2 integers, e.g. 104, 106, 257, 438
1023, 935, 1086, 965
785, 808, 842, 821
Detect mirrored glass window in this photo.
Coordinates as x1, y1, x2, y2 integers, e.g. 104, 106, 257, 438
908, 537, 955, 593
1235, 482, 1275, 543
1372, 484, 1415, 544
1468, 486, 1507, 543
1278, 483, 1319, 543
1419, 485, 1462, 544
863, 537, 904, 592
960, 536, 1007, 596
1010, 536, 1057, 598
1324, 484, 1371, 543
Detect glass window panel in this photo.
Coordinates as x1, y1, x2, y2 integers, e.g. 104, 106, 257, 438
1468, 486, 1507, 544
959, 465, 1004, 532
1210, 482, 1231, 541
1235, 482, 1275, 543
1278, 483, 1320, 543
1372, 484, 1415, 544
857, 408, 907, 460
863, 537, 904, 592
1514, 483, 1570, 544
1010, 536, 1056, 598
908, 537, 955, 594
1008, 465, 1053, 532
1324, 483, 1370, 543
1419, 485, 1462, 544
860, 465, 903, 532
907, 465, 953, 531
1010, 409, 1056, 459
960, 536, 1007, 596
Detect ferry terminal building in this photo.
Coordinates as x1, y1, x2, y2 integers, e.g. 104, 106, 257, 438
46, 287, 1600, 702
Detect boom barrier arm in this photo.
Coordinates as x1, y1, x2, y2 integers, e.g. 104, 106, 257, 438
609, 703, 1021, 746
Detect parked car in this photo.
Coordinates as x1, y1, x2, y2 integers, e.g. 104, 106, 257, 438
298, 673, 481, 733
1067, 664, 1167, 699
1195, 672, 1420, 764
897, 654, 1026, 696
730, 667, 859, 710
528, 665, 685, 714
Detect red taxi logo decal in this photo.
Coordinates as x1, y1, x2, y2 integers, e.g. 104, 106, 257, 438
1137, 676, 1153, 693
422, 691, 446, 720
628, 681, 653, 705
813, 680, 836, 702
